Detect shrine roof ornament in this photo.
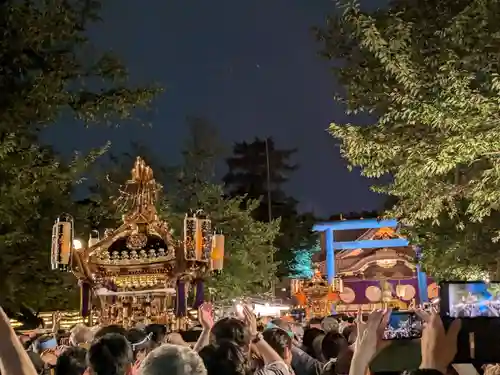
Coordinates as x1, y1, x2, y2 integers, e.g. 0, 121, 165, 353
116, 156, 162, 224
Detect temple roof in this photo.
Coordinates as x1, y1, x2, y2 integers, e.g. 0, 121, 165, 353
86, 157, 177, 270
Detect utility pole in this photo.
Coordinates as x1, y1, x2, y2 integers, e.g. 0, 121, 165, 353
265, 137, 275, 298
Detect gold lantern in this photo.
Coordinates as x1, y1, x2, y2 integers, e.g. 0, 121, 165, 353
51, 214, 74, 271
211, 234, 225, 270
184, 211, 213, 261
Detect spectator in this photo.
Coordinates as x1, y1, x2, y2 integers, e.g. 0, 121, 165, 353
140, 344, 206, 375
87, 333, 133, 375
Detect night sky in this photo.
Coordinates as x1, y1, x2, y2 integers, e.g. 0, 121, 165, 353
44, 0, 387, 217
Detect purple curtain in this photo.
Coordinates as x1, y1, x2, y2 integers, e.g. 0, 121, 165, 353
192, 279, 205, 309
80, 282, 91, 317
176, 280, 187, 317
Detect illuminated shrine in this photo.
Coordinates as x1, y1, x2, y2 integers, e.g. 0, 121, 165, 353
292, 219, 437, 313
50, 157, 224, 326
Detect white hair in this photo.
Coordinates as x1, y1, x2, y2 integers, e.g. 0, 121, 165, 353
70, 324, 93, 346
139, 344, 207, 375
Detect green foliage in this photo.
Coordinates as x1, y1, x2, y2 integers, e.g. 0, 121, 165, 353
0, 0, 160, 311
223, 138, 315, 276
161, 120, 280, 300
289, 242, 320, 280
315, 0, 500, 277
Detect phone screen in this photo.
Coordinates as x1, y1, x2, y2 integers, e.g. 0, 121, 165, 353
443, 281, 500, 318
382, 311, 423, 340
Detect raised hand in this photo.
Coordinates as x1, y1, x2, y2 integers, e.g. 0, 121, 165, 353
198, 303, 214, 329
420, 312, 461, 374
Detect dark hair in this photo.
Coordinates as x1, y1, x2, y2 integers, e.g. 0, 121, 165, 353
55, 347, 87, 375
180, 329, 203, 343
308, 317, 322, 326
93, 325, 127, 340
302, 327, 324, 353
145, 324, 167, 345
270, 318, 292, 332
126, 328, 153, 360
211, 318, 250, 347
262, 328, 292, 359
321, 331, 347, 360
335, 347, 354, 375
342, 325, 355, 344
87, 333, 133, 375
199, 340, 252, 375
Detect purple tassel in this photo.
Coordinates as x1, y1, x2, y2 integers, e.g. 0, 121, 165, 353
176, 280, 187, 317
80, 282, 91, 317
192, 279, 205, 309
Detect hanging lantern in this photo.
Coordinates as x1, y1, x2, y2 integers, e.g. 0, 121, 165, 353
211, 234, 225, 270
332, 277, 344, 293
396, 284, 406, 299
51, 214, 74, 271
184, 211, 213, 261
184, 214, 197, 260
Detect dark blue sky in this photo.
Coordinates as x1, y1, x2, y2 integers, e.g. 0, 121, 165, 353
45, 0, 386, 217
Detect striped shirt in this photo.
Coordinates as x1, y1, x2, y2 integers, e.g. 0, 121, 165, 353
254, 361, 294, 375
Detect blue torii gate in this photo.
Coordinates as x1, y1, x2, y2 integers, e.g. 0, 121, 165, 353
312, 218, 428, 302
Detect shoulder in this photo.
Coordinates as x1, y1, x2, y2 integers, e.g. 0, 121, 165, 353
255, 361, 294, 375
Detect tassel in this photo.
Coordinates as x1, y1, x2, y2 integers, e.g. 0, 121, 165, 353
192, 279, 204, 309
175, 279, 187, 317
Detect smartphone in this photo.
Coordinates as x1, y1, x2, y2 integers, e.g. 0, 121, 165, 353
440, 281, 500, 318
382, 311, 423, 340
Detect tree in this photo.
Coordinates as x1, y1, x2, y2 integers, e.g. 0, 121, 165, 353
0, 0, 159, 311
315, 0, 500, 276
223, 138, 315, 276
289, 243, 321, 280
161, 121, 280, 300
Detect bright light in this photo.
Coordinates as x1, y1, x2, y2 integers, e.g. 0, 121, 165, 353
73, 239, 83, 250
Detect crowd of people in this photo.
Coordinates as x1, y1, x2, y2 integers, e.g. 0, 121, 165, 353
0, 303, 475, 375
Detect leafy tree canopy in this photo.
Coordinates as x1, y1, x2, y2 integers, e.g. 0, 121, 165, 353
315, 0, 500, 276
0, 0, 160, 311
161, 120, 280, 300
223, 138, 315, 276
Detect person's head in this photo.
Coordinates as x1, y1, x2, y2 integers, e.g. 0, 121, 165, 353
269, 318, 292, 332
32, 335, 58, 354
54, 347, 87, 375
126, 328, 153, 361
145, 324, 168, 347
321, 316, 339, 333
302, 327, 324, 355
140, 343, 206, 375
211, 318, 251, 348
335, 346, 354, 375
88, 333, 133, 375
308, 317, 323, 329
93, 325, 127, 340
165, 332, 189, 346
70, 324, 93, 346
321, 331, 347, 360
199, 340, 252, 375
262, 328, 293, 365
341, 325, 355, 344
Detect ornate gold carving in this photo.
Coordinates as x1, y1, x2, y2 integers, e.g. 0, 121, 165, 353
126, 233, 148, 250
